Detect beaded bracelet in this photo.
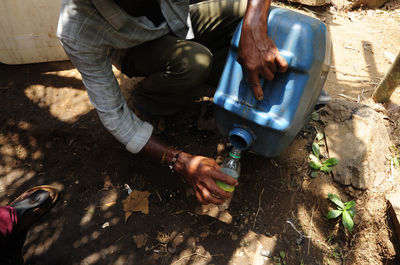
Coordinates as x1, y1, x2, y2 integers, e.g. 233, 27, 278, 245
168, 151, 182, 172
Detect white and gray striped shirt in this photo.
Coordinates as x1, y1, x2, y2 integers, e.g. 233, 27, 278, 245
57, 0, 193, 154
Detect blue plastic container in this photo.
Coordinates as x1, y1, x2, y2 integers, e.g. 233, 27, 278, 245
213, 6, 332, 157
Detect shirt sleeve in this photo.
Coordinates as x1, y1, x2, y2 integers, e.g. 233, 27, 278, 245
59, 38, 153, 154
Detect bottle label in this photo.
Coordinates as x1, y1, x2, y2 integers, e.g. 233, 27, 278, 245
216, 168, 239, 192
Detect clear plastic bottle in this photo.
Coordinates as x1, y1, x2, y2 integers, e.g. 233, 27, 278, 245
216, 147, 241, 192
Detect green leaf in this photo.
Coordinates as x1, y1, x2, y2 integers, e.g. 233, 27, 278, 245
344, 201, 356, 210
328, 193, 345, 209
320, 165, 332, 173
326, 209, 342, 219
311, 111, 320, 121
342, 210, 354, 232
394, 157, 400, 168
309, 154, 322, 169
348, 206, 356, 218
322, 158, 339, 167
312, 142, 320, 157
280, 251, 286, 259
311, 171, 318, 178
317, 132, 324, 141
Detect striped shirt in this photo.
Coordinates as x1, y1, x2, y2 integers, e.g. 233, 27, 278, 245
57, 0, 194, 154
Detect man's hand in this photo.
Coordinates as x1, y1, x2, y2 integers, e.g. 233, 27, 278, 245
174, 152, 238, 205
238, 0, 288, 101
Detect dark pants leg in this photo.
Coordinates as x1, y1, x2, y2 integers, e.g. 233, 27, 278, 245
122, 0, 247, 116
0, 206, 24, 265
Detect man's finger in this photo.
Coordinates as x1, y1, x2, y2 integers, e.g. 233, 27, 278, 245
266, 57, 277, 74
260, 66, 274, 81
276, 53, 289, 73
210, 170, 238, 186
199, 185, 225, 205
247, 71, 264, 101
204, 179, 233, 200
194, 189, 207, 205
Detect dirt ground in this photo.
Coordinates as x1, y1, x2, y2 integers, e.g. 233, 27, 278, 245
1, 1, 400, 264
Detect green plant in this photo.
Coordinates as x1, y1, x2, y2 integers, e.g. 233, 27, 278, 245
326, 193, 356, 232
274, 251, 286, 265
309, 132, 339, 177
387, 146, 400, 168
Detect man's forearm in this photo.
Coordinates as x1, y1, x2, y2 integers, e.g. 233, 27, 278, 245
243, 0, 271, 29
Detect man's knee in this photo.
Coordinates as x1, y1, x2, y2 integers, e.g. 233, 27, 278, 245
167, 41, 213, 86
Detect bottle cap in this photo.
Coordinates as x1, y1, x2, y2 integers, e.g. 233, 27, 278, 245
229, 152, 241, 159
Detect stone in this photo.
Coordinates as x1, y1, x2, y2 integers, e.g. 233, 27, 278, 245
288, 0, 331, 6
195, 199, 233, 224
386, 191, 400, 242
321, 99, 392, 190
229, 231, 277, 265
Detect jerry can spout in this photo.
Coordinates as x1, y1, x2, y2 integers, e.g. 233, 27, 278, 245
228, 127, 255, 151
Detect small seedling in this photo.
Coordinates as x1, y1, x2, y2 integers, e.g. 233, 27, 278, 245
309, 132, 338, 177
311, 111, 320, 121
326, 193, 356, 232
387, 146, 400, 168
274, 251, 287, 265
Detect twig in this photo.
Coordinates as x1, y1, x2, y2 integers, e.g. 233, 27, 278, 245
253, 188, 264, 229
308, 206, 316, 255
155, 190, 163, 202
338, 93, 357, 101
199, 220, 216, 230
286, 220, 311, 238
172, 253, 209, 265
353, 64, 359, 75
344, 46, 359, 52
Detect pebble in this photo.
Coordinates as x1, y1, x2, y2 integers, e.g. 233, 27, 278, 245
231, 234, 238, 241
260, 249, 272, 258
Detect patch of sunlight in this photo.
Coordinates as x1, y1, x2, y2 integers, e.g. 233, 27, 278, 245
296, 204, 330, 252
43, 68, 82, 81
80, 204, 96, 226
0, 169, 34, 191
194, 53, 211, 67
24, 218, 64, 260
100, 190, 118, 211
171, 245, 212, 265
91, 230, 101, 240
227, 230, 277, 265
73, 235, 90, 249
0, 143, 15, 156
80, 245, 118, 265
24, 84, 93, 123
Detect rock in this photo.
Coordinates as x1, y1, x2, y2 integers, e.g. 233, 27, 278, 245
230, 231, 277, 265
321, 99, 391, 190
386, 191, 400, 243
195, 199, 233, 224
288, 0, 331, 6
347, 0, 387, 10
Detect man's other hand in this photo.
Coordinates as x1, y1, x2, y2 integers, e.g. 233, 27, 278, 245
238, 0, 288, 101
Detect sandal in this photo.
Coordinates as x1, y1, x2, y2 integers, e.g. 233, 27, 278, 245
10, 185, 59, 232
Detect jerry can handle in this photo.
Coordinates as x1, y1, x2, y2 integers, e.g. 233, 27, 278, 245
278, 50, 293, 67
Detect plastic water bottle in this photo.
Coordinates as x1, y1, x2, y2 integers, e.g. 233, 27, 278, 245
216, 147, 241, 192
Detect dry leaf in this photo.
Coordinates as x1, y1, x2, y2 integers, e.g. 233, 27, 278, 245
122, 190, 150, 222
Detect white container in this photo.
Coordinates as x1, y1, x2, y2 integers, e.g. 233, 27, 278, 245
0, 0, 68, 64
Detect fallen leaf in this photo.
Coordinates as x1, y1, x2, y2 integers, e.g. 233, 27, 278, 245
122, 190, 151, 222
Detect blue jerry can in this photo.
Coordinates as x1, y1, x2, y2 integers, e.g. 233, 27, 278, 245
213, 6, 332, 157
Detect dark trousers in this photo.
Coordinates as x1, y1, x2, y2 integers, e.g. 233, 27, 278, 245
0, 206, 24, 265
122, 0, 248, 116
